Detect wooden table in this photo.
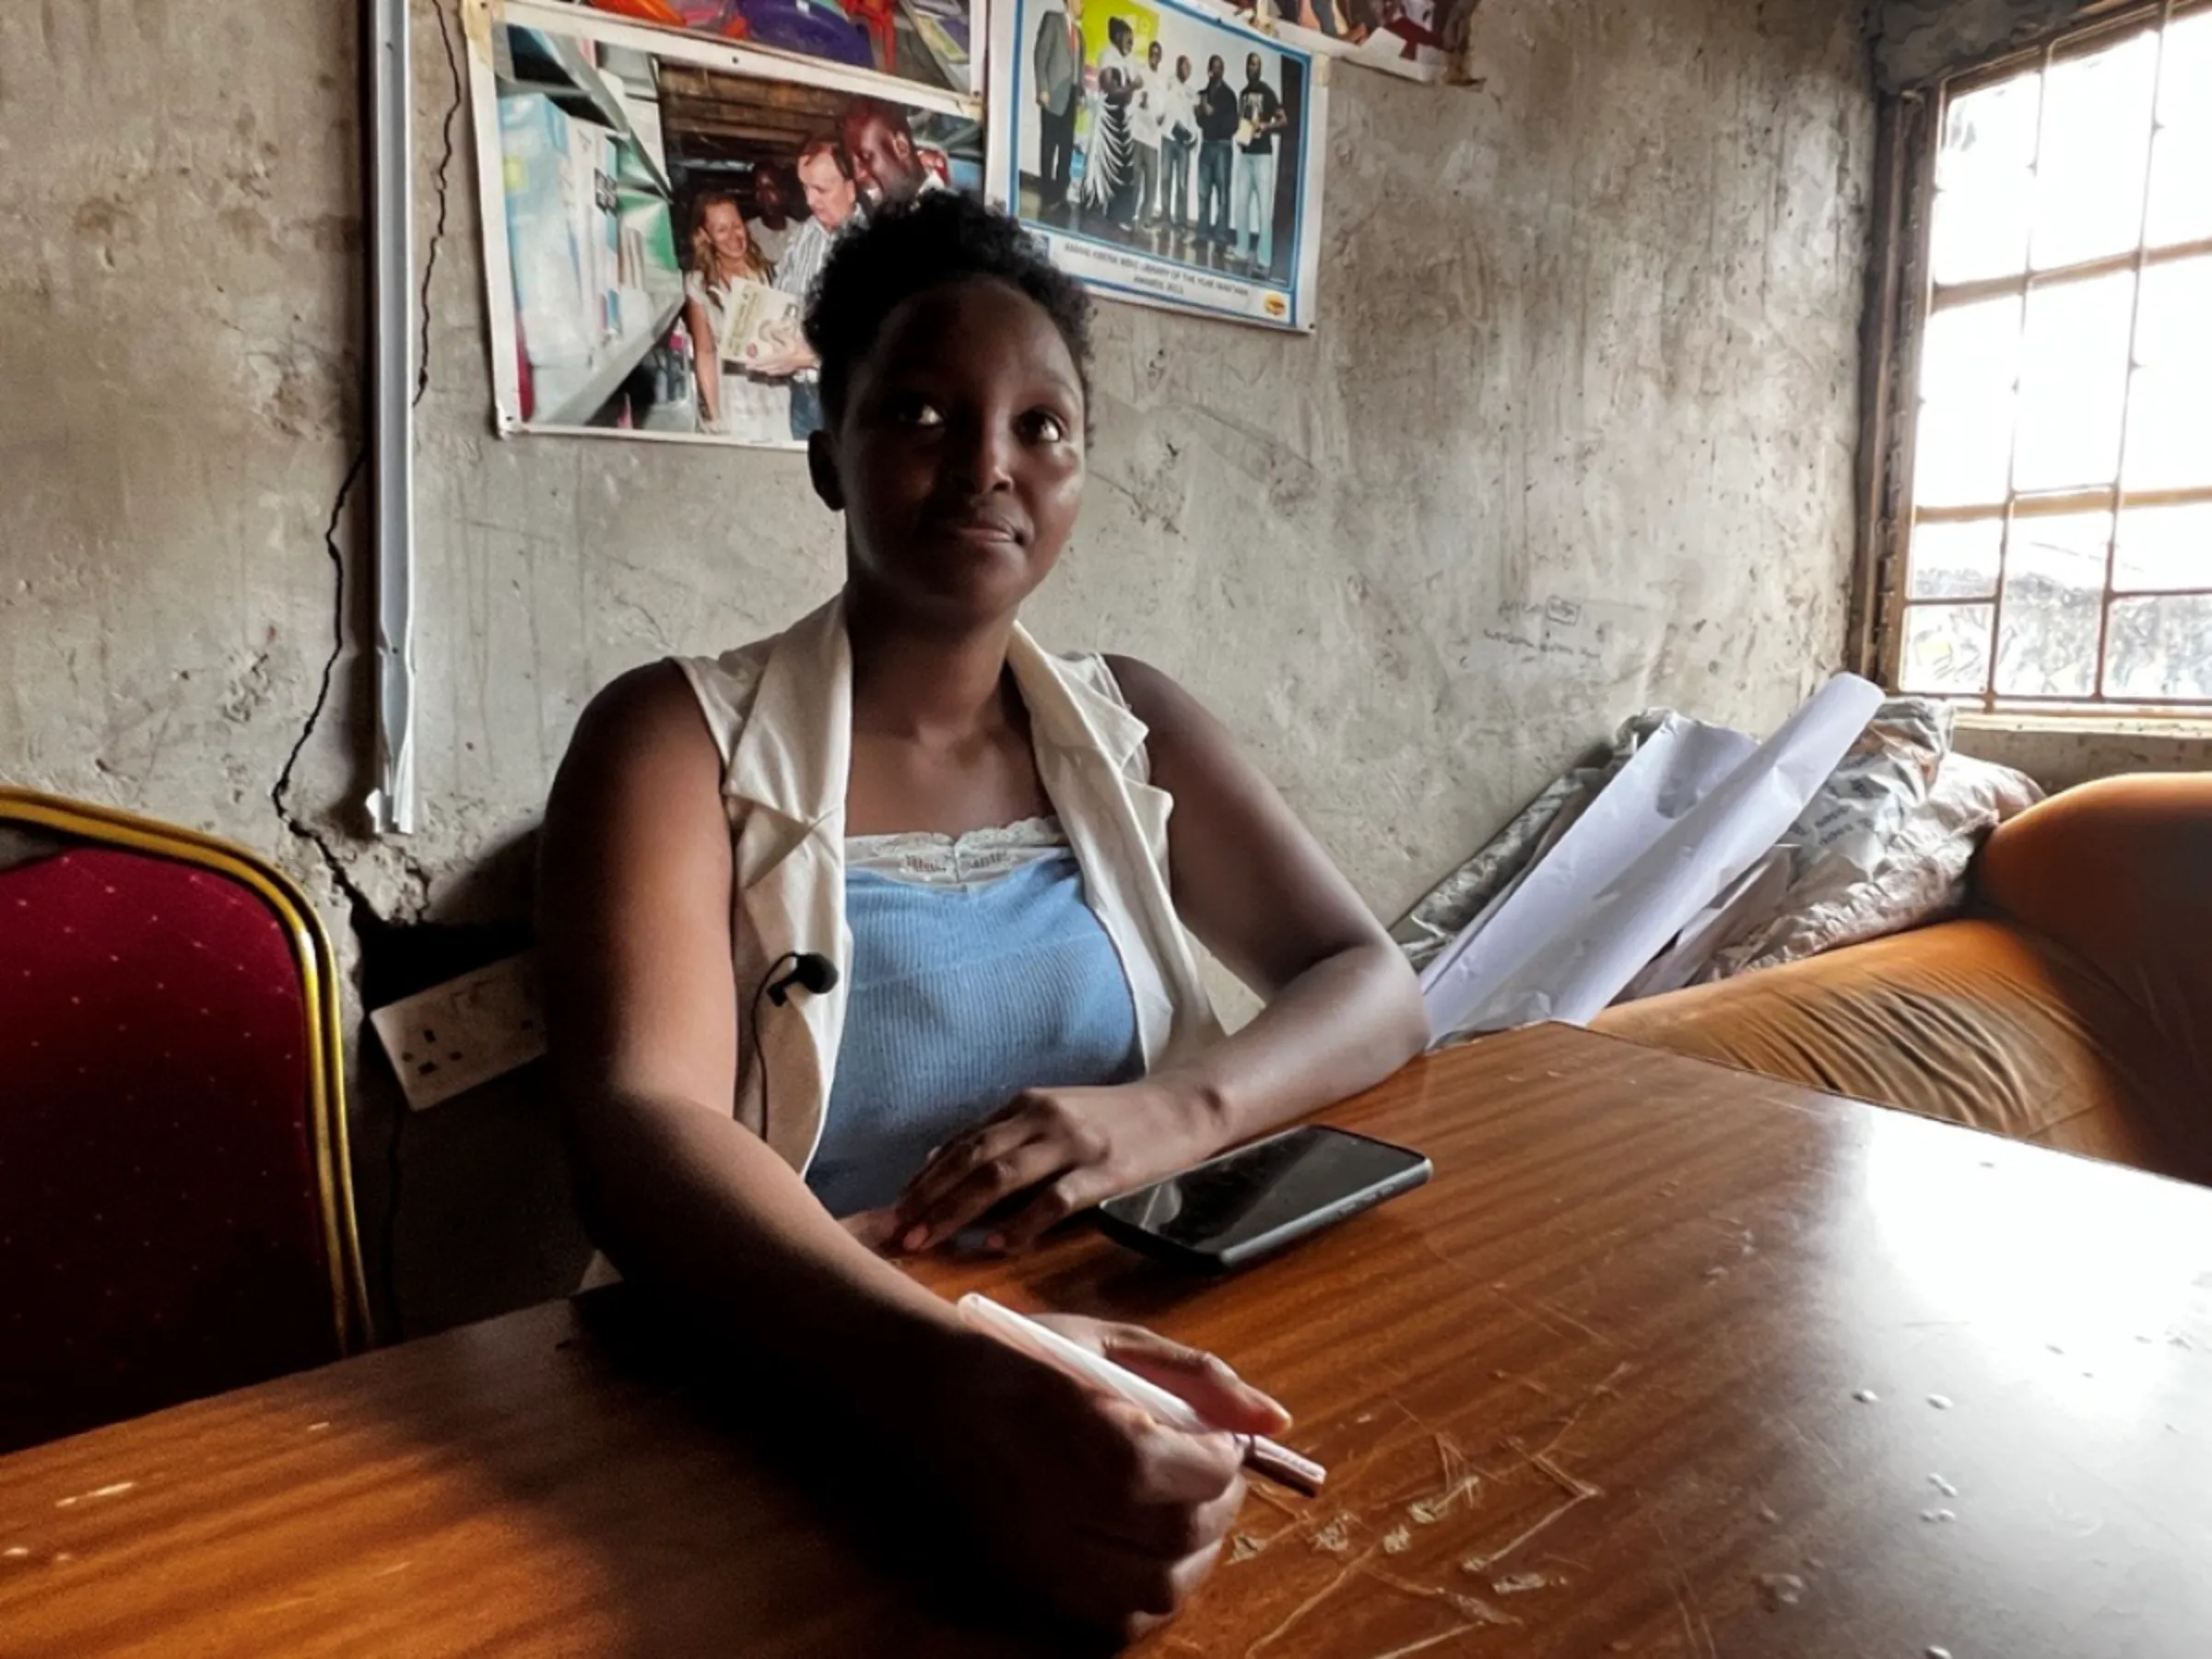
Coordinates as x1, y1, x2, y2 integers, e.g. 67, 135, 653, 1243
6, 1024, 2212, 1657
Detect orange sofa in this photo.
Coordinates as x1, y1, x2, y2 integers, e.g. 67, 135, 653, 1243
1594, 774, 2212, 1185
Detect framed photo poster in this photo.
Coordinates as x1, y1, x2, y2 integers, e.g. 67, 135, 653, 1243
986, 0, 1327, 331
471, 0, 982, 445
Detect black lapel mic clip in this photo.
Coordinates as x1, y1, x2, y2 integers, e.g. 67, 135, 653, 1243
751, 952, 841, 1133
765, 951, 841, 1006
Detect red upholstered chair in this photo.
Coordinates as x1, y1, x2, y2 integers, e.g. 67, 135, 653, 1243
0, 790, 368, 1453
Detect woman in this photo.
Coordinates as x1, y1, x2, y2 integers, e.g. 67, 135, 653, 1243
540, 194, 1425, 1640
682, 192, 794, 444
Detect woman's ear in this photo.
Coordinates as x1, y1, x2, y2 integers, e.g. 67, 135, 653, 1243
806, 427, 844, 512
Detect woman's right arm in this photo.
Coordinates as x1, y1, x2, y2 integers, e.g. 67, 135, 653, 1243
684, 295, 723, 428
536, 664, 1275, 1640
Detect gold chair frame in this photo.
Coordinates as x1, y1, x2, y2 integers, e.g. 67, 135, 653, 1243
0, 788, 371, 1353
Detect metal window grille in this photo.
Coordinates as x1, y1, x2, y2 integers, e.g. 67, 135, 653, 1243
1887, 0, 2212, 712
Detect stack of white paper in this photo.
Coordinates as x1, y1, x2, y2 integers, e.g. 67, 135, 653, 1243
1421, 675, 1884, 1044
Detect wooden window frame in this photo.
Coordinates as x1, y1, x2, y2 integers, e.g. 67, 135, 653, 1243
1853, 0, 2212, 719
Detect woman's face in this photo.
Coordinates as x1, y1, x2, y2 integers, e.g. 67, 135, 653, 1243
810, 279, 1085, 628
703, 201, 750, 267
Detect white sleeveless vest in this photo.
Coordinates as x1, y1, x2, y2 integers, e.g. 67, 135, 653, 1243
677, 594, 1223, 1175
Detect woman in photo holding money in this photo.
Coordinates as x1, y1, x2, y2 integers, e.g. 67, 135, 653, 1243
684, 193, 795, 445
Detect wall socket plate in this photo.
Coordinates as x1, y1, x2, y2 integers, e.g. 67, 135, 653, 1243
369, 952, 548, 1112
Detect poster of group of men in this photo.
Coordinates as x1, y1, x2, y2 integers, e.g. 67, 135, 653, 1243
468, 0, 1401, 447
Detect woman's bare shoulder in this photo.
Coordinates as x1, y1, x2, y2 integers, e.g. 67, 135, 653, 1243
549, 663, 729, 838
1100, 653, 1222, 750
572, 660, 713, 759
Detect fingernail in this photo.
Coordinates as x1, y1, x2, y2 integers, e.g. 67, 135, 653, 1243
903, 1226, 928, 1253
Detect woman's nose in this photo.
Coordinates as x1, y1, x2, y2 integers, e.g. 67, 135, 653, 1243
946, 416, 1016, 492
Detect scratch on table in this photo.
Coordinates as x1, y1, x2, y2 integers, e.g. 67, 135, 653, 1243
1311, 1513, 1360, 1557
1234, 1476, 1347, 1560
1410, 1476, 1483, 1524
1525, 1446, 1602, 1503
1459, 1447, 1602, 1573
1242, 1544, 1382, 1657
1406, 1433, 1483, 1528
1360, 1624, 1481, 1659
1489, 1285, 1581, 1346
1363, 1562, 1520, 1629
1413, 1235, 1458, 1274
1529, 1294, 1615, 1347
1535, 1361, 1633, 1459
1671, 1575, 1716, 1659
1650, 1514, 1717, 1659
1386, 1393, 1446, 1438
1771, 1414, 1846, 1476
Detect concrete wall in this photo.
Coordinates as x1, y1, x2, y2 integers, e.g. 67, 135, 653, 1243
1872, 0, 2102, 88
0, 0, 1874, 1335
1870, 0, 2159, 88
1954, 719, 2212, 793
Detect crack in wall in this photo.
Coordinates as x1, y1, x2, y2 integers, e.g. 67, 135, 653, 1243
416, 0, 463, 408
271, 446, 379, 929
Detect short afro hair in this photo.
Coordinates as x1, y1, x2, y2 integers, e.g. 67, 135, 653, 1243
803, 191, 1093, 428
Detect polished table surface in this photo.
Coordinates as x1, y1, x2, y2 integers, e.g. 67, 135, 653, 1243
6, 1023, 2212, 1656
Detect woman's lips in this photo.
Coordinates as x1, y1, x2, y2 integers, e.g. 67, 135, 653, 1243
923, 511, 1024, 546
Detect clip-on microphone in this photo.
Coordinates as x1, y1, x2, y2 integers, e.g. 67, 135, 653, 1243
766, 952, 841, 1006
751, 951, 841, 1132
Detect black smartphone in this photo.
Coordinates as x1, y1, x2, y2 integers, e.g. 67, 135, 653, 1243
1095, 1125, 1432, 1272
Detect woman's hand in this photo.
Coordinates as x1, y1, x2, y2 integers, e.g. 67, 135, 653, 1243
747, 337, 818, 380
890, 1075, 1225, 1254
916, 1315, 1289, 1641
840, 1206, 901, 1253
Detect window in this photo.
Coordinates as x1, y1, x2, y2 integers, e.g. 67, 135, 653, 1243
1881, 0, 2212, 712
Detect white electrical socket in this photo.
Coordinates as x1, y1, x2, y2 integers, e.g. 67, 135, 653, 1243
369, 952, 548, 1112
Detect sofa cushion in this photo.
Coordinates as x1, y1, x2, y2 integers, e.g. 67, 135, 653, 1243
1593, 917, 2209, 1182
1977, 772, 2212, 1108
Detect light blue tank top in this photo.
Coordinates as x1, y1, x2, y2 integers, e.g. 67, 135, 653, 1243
806, 848, 1144, 1217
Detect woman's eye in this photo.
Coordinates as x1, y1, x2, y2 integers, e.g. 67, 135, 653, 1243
1022, 410, 1069, 444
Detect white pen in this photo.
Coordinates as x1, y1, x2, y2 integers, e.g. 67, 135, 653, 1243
957, 1293, 1326, 1496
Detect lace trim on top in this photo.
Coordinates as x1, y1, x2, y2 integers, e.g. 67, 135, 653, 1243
845, 816, 1069, 888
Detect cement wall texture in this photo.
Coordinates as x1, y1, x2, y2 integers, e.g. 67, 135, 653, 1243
1955, 719, 2212, 793
1873, 0, 2103, 88
0, 0, 1873, 1333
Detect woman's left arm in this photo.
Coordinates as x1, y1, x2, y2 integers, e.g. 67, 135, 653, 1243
890, 656, 1428, 1252
1107, 655, 1427, 1127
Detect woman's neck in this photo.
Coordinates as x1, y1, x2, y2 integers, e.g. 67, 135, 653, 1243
844, 584, 1020, 743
